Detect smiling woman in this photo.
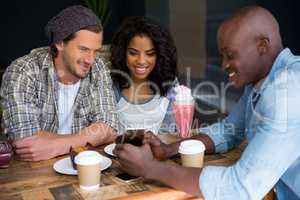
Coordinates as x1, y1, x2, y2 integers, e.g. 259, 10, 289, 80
110, 16, 179, 134
125, 35, 157, 83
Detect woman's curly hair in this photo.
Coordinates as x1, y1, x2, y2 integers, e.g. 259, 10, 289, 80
110, 16, 178, 96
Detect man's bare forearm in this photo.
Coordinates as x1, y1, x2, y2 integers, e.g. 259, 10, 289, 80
77, 122, 117, 145
39, 122, 117, 157
144, 160, 204, 197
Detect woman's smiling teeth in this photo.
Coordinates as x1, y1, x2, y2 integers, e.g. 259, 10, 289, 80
136, 66, 148, 74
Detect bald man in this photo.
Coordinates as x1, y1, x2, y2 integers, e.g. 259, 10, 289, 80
114, 6, 300, 200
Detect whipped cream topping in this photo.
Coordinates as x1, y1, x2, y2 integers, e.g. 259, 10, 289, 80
174, 85, 194, 103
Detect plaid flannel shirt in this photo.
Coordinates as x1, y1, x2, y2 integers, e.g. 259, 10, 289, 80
0, 47, 119, 139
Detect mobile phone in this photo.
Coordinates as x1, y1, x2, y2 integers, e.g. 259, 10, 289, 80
116, 172, 139, 182
115, 130, 145, 146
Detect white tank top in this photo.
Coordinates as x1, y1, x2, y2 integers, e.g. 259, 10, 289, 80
117, 95, 169, 134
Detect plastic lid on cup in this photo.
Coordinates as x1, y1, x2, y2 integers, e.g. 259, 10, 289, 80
178, 140, 205, 155
74, 150, 102, 166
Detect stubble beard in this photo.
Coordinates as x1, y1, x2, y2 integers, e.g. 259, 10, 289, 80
62, 54, 89, 81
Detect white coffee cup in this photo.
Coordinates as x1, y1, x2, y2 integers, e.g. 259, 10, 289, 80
75, 151, 102, 191
178, 140, 205, 168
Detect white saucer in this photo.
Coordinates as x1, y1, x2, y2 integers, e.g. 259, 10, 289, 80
104, 143, 116, 157
53, 155, 112, 175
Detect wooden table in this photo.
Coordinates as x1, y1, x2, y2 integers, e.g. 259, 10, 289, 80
0, 134, 244, 200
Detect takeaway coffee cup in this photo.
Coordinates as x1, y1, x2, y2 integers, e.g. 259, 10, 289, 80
75, 151, 102, 191
178, 140, 205, 168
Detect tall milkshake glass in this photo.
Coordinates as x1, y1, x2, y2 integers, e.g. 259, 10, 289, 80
173, 85, 195, 138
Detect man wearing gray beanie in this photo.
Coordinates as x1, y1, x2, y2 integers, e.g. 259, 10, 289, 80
0, 5, 119, 161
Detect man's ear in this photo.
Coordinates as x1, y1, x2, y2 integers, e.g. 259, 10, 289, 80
54, 41, 64, 51
257, 37, 270, 56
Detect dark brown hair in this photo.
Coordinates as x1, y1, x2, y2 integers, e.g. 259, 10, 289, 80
50, 25, 102, 58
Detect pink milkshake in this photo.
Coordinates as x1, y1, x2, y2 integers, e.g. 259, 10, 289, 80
173, 86, 195, 138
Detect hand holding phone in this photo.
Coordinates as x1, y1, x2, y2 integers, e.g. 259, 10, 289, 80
115, 129, 146, 146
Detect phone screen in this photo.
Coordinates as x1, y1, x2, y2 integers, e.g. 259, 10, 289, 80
116, 172, 139, 181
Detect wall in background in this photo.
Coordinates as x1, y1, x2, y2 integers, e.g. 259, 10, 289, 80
1, 0, 81, 68
169, 0, 206, 80
144, 0, 169, 27
144, 1, 207, 80
0, 0, 145, 68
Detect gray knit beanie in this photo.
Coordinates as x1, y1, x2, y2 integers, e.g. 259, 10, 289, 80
45, 5, 102, 43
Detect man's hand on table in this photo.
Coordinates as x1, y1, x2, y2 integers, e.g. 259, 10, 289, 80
143, 132, 178, 160
13, 132, 67, 161
144, 132, 216, 157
